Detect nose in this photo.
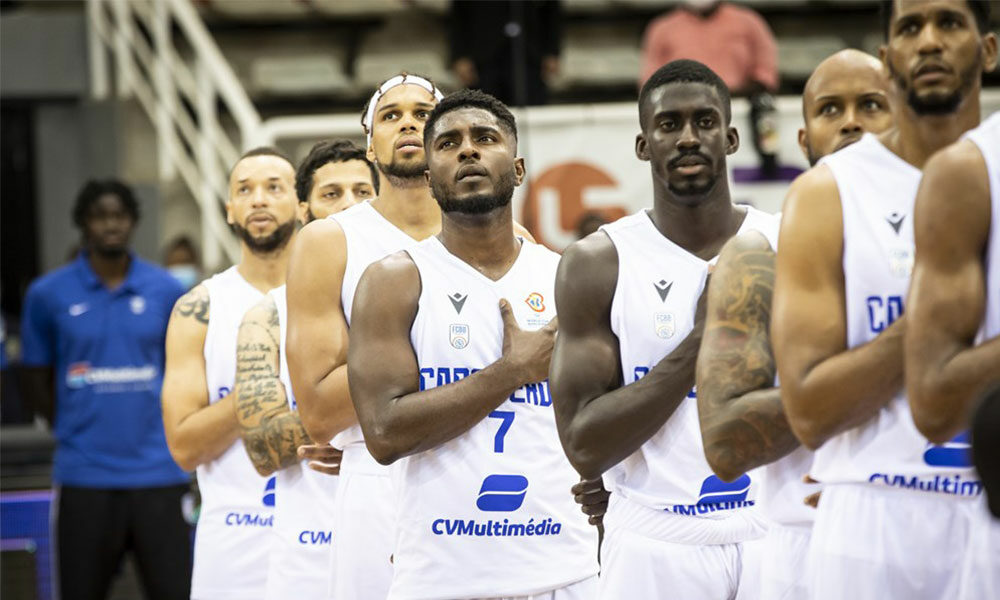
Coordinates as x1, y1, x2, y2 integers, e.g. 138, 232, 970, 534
840, 106, 863, 135
251, 186, 268, 208
676, 120, 700, 150
398, 111, 419, 132
917, 21, 944, 55
457, 136, 480, 161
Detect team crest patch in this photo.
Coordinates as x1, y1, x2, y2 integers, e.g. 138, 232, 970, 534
654, 312, 675, 339
130, 296, 146, 315
888, 247, 913, 279
449, 324, 470, 349
524, 292, 545, 312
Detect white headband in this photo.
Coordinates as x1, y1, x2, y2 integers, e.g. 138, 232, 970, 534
362, 74, 444, 145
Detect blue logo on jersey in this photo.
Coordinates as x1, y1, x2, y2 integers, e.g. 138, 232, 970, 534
476, 474, 528, 512
866, 295, 904, 333
923, 431, 973, 468
697, 474, 751, 505
262, 476, 276, 507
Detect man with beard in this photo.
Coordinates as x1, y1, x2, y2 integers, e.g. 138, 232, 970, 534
692, 47, 893, 600
772, 1, 997, 597
232, 140, 376, 600
162, 147, 299, 600
550, 59, 776, 598
20, 180, 190, 600
348, 88, 598, 600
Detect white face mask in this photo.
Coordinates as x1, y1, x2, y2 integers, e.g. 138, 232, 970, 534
168, 264, 200, 290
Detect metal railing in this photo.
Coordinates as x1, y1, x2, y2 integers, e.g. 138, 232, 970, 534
88, 0, 259, 266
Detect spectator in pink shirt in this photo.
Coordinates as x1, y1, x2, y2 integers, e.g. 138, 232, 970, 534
640, 0, 778, 94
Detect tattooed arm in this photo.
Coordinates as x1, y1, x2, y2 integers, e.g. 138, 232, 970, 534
162, 284, 240, 471
696, 231, 799, 482
235, 296, 312, 476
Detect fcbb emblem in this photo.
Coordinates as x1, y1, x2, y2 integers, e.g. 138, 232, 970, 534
524, 293, 545, 312
654, 312, 675, 339
449, 324, 470, 349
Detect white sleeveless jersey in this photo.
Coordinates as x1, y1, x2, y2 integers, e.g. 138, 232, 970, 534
388, 238, 598, 600
965, 112, 1000, 343
601, 207, 777, 516
193, 267, 271, 600
264, 285, 339, 600
328, 201, 418, 464
810, 134, 980, 497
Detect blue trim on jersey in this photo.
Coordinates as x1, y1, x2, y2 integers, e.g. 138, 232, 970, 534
21, 252, 188, 487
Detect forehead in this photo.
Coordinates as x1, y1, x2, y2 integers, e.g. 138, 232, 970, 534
312, 160, 374, 186
805, 62, 887, 104
374, 83, 437, 114
432, 107, 505, 137
230, 155, 294, 183
892, 0, 974, 22
88, 193, 128, 213
643, 82, 724, 117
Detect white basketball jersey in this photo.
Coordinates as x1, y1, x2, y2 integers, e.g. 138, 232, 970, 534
328, 201, 419, 463
193, 266, 271, 600
810, 134, 980, 497
965, 112, 1000, 343
388, 238, 598, 600
264, 285, 339, 600
601, 207, 777, 517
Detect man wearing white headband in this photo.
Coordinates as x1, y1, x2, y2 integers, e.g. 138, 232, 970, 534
287, 73, 534, 599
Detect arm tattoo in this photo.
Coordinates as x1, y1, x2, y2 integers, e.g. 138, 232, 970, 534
235, 301, 311, 473
700, 244, 800, 476
174, 286, 210, 324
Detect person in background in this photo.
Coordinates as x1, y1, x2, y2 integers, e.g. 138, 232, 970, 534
20, 179, 191, 600
574, 212, 608, 241
640, 0, 781, 175
449, 0, 562, 106
163, 236, 201, 291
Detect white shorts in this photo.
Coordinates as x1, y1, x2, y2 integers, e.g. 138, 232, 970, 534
467, 575, 597, 600
807, 483, 984, 600
758, 524, 811, 600
957, 499, 1000, 600
330, 467, 394, 600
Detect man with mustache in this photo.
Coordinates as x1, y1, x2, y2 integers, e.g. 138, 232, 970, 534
550, 59, 777, 598
162, 147, 299, 600
772, 0, 997, 597
232, 140, 377, 600
348, 88, 598, 600
694, 47, 893, 599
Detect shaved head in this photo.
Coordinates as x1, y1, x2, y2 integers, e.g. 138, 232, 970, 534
799, 49, 893, 165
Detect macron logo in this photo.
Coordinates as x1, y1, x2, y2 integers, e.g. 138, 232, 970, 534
448, 293, 468, 314
885, 212, 906, 235
654, 280, 673, 303
476, 474, 528, 512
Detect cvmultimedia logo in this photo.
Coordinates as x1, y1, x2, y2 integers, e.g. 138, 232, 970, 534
698, 474, 751, 506
476, 474, 528, 512
923, 431, 973, 468
263, 476, 276, 507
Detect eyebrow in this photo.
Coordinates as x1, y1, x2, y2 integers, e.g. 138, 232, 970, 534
377, 102, 436, 114
236, 176, 284, 184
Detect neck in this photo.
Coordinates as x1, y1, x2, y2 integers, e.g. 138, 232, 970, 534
881, 86, 981, 169
371, 175, 441, 240
650, 176, 745, 260
438, 204, 520, 281
236, 239, 293, 293
87, 249, 131, 289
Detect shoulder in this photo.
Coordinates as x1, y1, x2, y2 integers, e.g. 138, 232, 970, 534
556, 231, 618, 313
27, 262, 77, 299
367, 250, 419, 286
295, 217, 346, 250
782, 164, 841, 218
721, 229, 773, 258
241, 294, 278, 328
356, 251, 421, 317
171, 283, 210, 321
923, 138, 987, 189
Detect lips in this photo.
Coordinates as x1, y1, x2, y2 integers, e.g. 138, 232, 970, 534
669, 153, 710, 171
246, 212, 275, 227
913, 62, 951, 79
396, 137, 423, 151
456, 164, 488, 181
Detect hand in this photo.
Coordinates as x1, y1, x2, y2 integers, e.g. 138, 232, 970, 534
300, 444, 343, 476
572, 478, 610, 526
453, 58, 478, 87
498, 299, 558, 384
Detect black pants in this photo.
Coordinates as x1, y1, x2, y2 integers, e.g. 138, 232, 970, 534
55, 484, 192, 600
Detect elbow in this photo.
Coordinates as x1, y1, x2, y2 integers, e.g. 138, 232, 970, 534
361, 421, 404, 466
908, 381, 962, 445
911, 409, 960, 445
787, 418, 826, 451
704, 443, 750, 483
169, 446, 199, 473
562, 433, 606, 482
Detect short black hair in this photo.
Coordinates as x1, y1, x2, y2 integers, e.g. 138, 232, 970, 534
423, 88, 518, 149
231, 146, 294, 177
295, 140, 378, 202
880, 0, 991, 39
72, 179, 140, 228
638, 59, 732, 124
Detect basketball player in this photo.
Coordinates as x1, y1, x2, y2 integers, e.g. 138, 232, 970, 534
695, 48, 893, 599
550, 59, 776, 598
233, 140, 377, 599
162, 147, 299, 599
771, 0, 997, 597
905, 112, 1000, 596
348, 88, 598, 600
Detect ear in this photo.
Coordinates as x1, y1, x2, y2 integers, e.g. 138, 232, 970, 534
513, 157, 526, 186
424, 169, 431, 187
798, 127, 809, 161
982, 32, 998, 73
635, 133, 650, 162
879, 43, 888, 70
725, 126, 740, 156
225, 198, 234, 225
366, 143, 376, 163
296, 201, 309, 226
